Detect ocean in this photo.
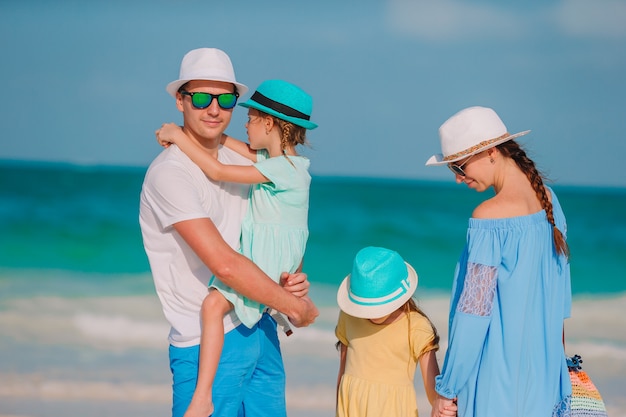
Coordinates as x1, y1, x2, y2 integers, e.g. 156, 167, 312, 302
1, 161, 625, 416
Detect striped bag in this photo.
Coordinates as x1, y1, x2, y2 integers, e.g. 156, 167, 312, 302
567, 355, 608, 416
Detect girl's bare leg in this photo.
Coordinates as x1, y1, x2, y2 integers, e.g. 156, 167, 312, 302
184, 290, 232, 417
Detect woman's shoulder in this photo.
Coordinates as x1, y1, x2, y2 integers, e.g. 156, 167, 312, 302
472, 198, 500, 219
472, 184, 551, 219
471, 196, 520, 219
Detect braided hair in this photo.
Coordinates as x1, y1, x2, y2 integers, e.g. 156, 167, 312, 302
256, 111, 308, 166
276, 117, 307, 150
496, 140, 570, 258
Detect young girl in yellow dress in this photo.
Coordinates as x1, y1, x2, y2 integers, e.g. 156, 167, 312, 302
335, 246, 455, 417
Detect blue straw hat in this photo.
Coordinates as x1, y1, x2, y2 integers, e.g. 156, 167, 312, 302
239, 79, 318, 130
337, 247, 418, 319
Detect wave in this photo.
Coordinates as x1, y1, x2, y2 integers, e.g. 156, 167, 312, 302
73, 313, 169, 348
2, 293, 624, 349
0, 373, 170, 403
1, 293, 625, 416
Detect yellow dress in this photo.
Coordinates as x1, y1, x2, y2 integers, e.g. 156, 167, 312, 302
335, 310, 438, 417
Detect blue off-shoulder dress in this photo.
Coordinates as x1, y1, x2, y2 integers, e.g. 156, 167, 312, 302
435, 188, 572, 417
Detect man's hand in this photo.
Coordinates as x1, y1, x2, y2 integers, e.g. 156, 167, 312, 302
279, 271, 318, 327
288, 295, 318, 328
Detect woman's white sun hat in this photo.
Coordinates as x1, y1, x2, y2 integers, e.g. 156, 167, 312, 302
337, 247, 418, 319
166, 48, 248, 98
425, 106, 530, 166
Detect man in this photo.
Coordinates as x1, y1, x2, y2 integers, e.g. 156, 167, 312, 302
139, 48, 318, 417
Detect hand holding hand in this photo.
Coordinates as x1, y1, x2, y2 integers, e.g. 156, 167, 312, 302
431, 395, 457, 417
278, 271, 318, 327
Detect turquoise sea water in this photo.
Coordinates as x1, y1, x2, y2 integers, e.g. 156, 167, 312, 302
1, 161, 625, 416
1, 161, 625, 297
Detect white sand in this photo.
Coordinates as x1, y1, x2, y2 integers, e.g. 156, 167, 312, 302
0, 294, 624, 416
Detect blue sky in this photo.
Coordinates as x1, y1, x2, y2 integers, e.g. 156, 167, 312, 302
1, 0, 625, 187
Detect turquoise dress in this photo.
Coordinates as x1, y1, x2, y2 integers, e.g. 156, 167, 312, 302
211, 150, 310, 328
435, 188, 572, 416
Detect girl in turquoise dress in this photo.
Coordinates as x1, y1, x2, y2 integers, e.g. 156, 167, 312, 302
156, 79, 317, 417
425, 106, 572, 417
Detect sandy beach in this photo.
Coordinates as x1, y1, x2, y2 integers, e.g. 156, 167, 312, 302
0, 294, 624, 417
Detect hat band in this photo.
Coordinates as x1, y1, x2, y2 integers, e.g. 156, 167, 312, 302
348, 277, 411, 306
250, 91, 311, 121
442, 133, 510, 161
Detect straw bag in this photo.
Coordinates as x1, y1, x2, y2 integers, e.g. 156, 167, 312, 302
565, 354, 608, 416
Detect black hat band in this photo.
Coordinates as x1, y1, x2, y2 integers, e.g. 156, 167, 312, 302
250, 91, 310, 120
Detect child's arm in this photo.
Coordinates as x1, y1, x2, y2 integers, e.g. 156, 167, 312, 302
424, 350, 458, 416
336, 342, 347, 409
157, 123, 268, 184
419, 349, 441, 406
221, 134, 258, 162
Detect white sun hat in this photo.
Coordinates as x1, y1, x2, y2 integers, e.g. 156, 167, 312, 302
425, 106, 530, 166
166, 48, 248, 98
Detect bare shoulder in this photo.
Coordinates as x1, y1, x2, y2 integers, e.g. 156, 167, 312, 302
472, 198, 501, 219
473, 185, 551, 219
472, 194, 525, 219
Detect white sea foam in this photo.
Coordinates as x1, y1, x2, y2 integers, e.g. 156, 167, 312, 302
0, 373, 170, 403
73, 313, 168, 348
1, 292, 625, 416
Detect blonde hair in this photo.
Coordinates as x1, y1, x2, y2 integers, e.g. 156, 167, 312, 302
273, 116, 308, 152
401, 298, 439, 378
256, 110, 309, 159
404, 298, 439, 353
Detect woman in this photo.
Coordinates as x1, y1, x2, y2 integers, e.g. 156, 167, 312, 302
426, 106, 572, 416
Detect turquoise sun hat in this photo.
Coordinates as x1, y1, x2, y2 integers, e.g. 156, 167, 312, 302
337, 247, 418, 319
239, 79, 318, 130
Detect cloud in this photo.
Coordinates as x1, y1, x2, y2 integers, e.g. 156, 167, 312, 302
553, 0, 626, 38
387, 0, 626, 41
385, 0, 525, 41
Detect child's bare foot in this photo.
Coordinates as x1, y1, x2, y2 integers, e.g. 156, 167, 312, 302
183, 396, 213, 417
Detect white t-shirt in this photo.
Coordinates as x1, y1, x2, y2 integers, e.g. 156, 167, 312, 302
139, 144, 251, 347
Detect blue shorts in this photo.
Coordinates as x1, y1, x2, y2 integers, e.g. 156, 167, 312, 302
169, 313, 286, 417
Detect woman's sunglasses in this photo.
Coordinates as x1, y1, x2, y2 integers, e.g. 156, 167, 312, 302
447, 153, 477, 177
179, 91, 239, 110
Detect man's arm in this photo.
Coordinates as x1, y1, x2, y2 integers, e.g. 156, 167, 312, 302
174, 217, 318, 327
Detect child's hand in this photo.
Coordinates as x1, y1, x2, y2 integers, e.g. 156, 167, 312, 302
155, 123, 183, 148
431, 396, 457, 416
280, 271, 310, 298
